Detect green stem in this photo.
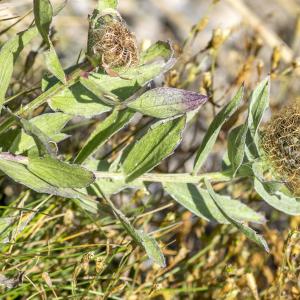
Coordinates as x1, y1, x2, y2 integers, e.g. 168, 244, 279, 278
0, 152, 232, 183
94, 170, 232, 183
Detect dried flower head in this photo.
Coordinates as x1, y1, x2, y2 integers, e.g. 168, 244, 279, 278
88, 12, 139, 68
260, 101, 300, 195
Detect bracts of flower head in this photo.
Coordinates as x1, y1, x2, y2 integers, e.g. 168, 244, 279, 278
260, 101, 300, 195
87, 9, 139, 70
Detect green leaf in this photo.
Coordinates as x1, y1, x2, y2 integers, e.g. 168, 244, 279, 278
80, 77, 119, 105
164, 182, 265, 224
75, 109, 135, 164
45, 43, 66, 84
140, 40, 175, 64
113, 206, 165, 267
0, 155, 82, 198
193, 85, 244, 174
33, 0, 53, 43
127, 87, 207, 119
122, 116, 186, 182
248, 77, 270, 141
34, 0, 66, 83
138, 230, 166, 267
254, 178, 300, 215
10, 113, 71, 154
98, 0, 118, 10
28, 156, 95, 188
110, 205, 165, 267
49, 82, 112, 117
91, 183, 165, 267
205, 179, 269, 252
0, 27, 38, 110
0, 155, 110, 220
228, 124, 248, 176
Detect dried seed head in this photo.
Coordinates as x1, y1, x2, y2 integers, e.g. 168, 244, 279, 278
88, 12, 139, 68
260, 101, 300, 195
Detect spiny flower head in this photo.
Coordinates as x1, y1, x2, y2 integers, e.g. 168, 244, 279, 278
261, 101, 300, 195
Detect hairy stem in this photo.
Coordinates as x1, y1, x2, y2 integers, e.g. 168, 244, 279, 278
94, 170, 232, 183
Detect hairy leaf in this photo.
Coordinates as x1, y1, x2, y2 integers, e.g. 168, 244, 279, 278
127, 87, 207, 119
28, 156, 95, 188
248, 77, 270, 140
205, 179, 269, 252
33, 0, 53, 42
122, 116, 186, 182
193, 85, 244, 174
34, 0, 66, 83
0, 155, 82, 198
20, 118, 57, 157
45, 44, 67, 84
228, 124, 248, 175
254, 178, 300, 215
140, 40, 175, 64
75, 109, 135, 164
164, 182, 265, 224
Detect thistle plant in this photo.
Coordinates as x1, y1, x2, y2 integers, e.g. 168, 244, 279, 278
0, 0, 300, 297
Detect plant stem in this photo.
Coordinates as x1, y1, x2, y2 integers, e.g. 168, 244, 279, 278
94, 170, 232, 183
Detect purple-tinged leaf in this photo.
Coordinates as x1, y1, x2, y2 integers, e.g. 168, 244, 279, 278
127, 87, 208, 119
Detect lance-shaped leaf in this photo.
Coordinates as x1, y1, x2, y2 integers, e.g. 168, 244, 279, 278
33, 0, 53, 42
122, 116, 186, 182
164, 182, 265, 224
0, 154, 110, 218
205, 179, 269, 252
0, 27, 38, 110
254, 178, 300, 215
140, 40, 175, 65
45, 44, 67, 84
91, 183, 165, 267
33, 0, 66, 83
49, 83, 112, 117
75, 109, 135, 164
111, 204, 165, 267
248, 77, 270, 141
80, 77, 119, 105
193, 85, 244, 174
0, 154, 81, 198
127, 87, 208, 119
10, 113, 71, 154
28, 156, 95, 188
228, 124, 248, 176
